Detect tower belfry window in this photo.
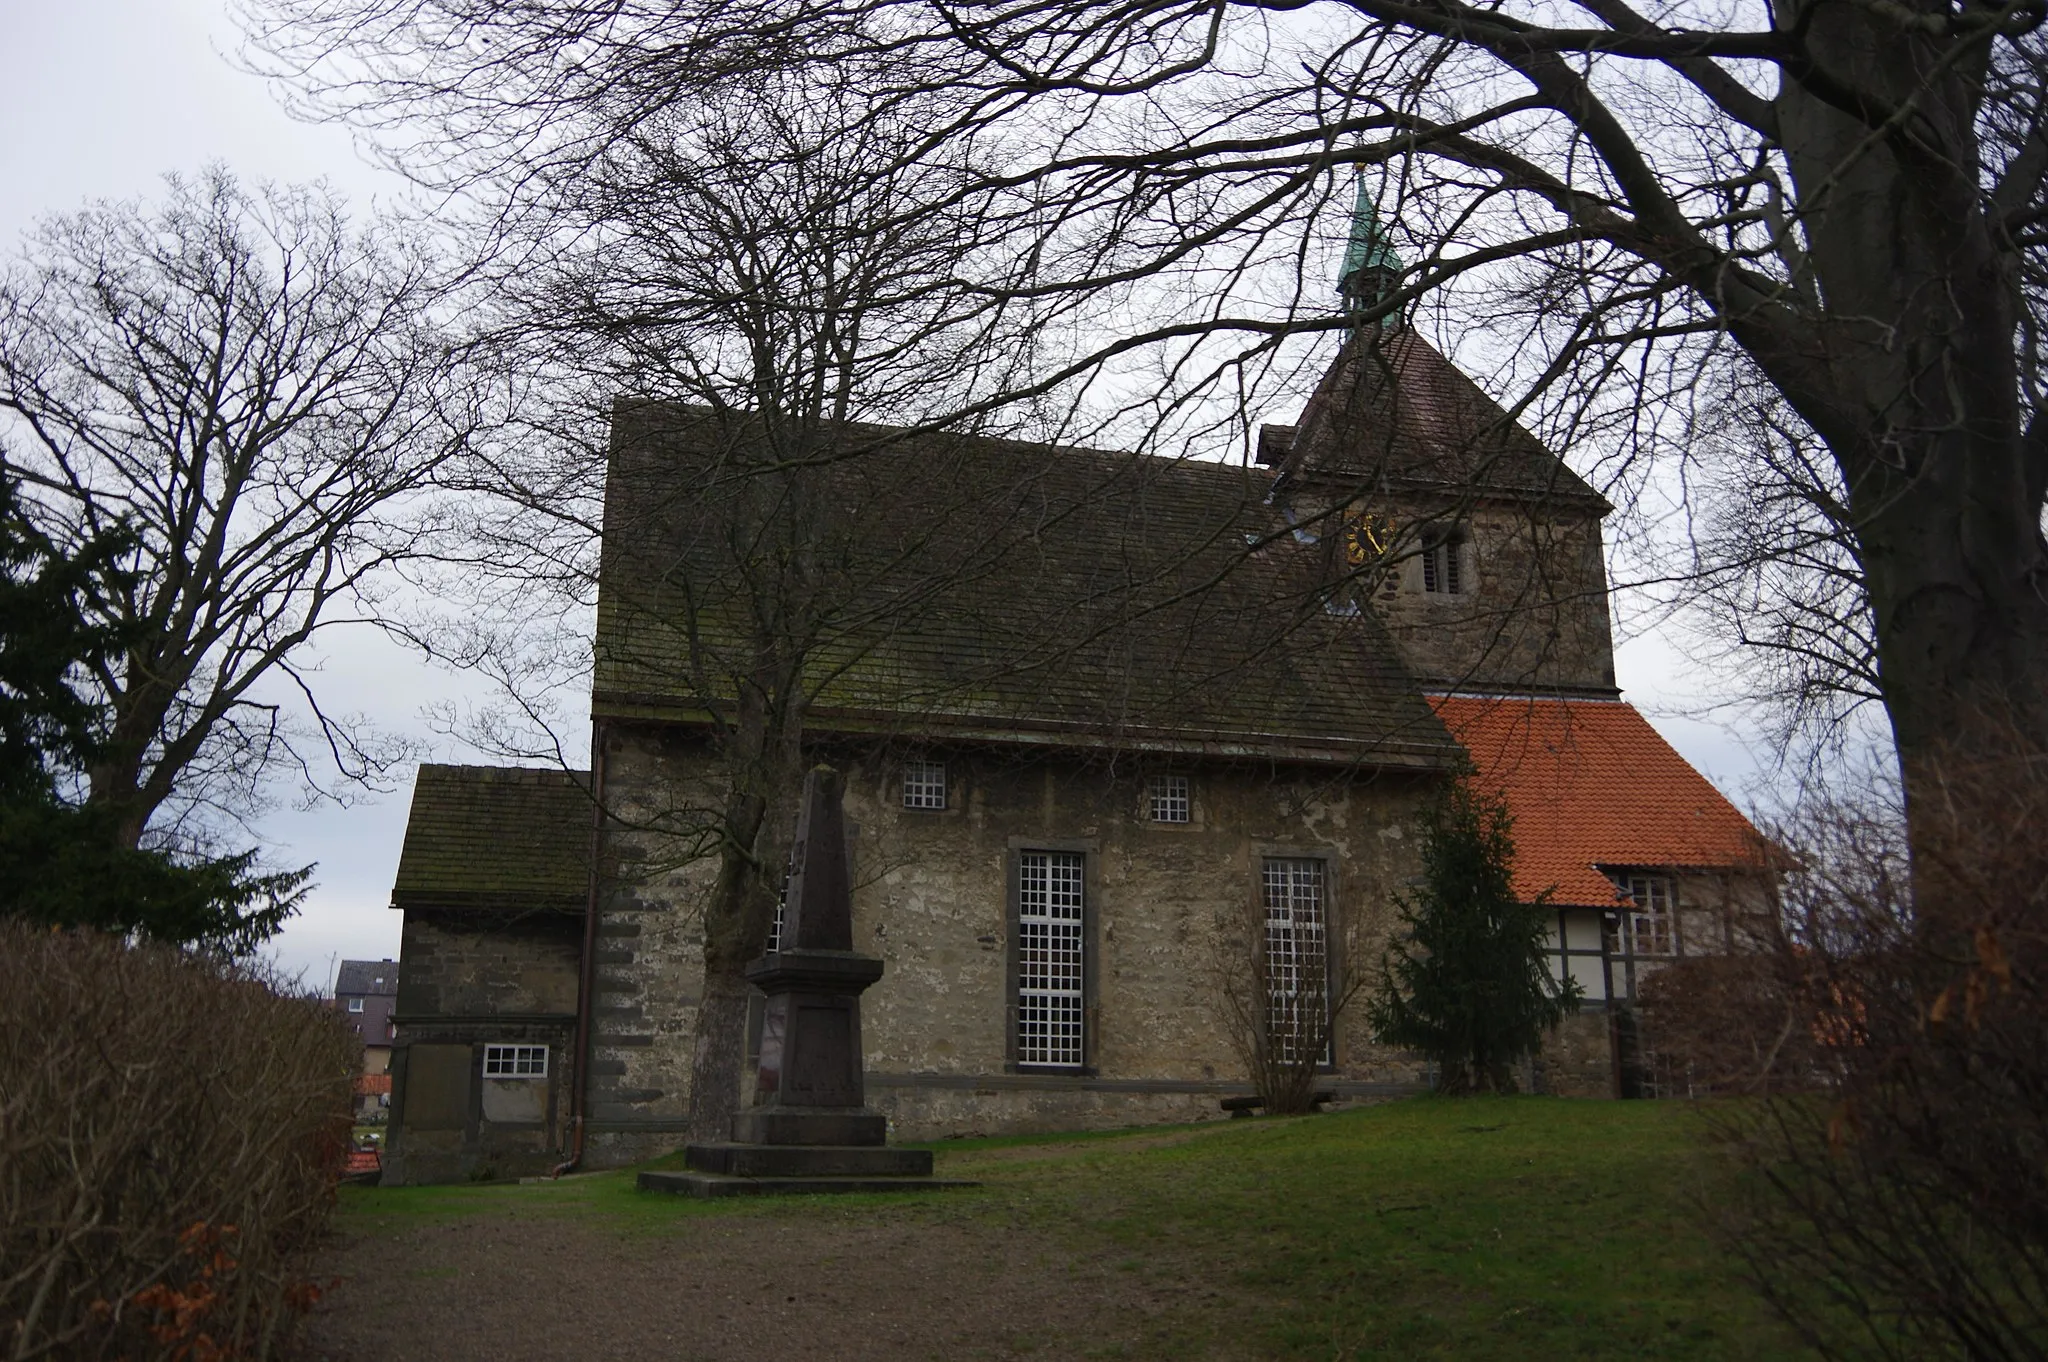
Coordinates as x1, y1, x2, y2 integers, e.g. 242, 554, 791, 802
1422, 533, 1463, 595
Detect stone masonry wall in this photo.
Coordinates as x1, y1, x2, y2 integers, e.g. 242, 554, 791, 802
1535, 1009, 1617, 1098
1286, 487, 1617, 695
1365, 502, 1617, 694
586, 727, 1445, 1157
385, 908, 581, 1184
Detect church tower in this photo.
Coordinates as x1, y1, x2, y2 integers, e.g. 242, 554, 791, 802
1259, 189, 1618, 697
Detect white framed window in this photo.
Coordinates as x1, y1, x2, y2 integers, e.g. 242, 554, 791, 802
902, 758, 947, 810
1016, 850, 1085, 1067
347, 997, 365, 1013
482, 1044, 548, 1078
1148, 774, 1191, 823
1421, 532, 1463, 595
1618, 874, 1678, 957
1261, 858, 1331, 1064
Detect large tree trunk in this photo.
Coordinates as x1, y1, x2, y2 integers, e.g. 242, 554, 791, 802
1761, 0, 2048, 885
684, 667, 809, 1144
685, 787, 776, 1145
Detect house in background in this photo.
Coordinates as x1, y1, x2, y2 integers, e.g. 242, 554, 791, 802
374, 212, 1775, 1182
333, 959, 400, 1076
352, 1072, 393, 1122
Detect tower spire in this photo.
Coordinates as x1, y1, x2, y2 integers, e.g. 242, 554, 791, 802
1337, 176, 1401, 323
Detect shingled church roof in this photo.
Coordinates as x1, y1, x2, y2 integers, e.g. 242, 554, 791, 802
1265, 328, 1608, 508
390, 764, 592, 910
593, 404, 1462, 769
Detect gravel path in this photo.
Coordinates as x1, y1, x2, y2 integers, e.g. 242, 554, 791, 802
299, 1193, 1233, 1361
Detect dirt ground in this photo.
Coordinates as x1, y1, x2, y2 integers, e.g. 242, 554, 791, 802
298, 1193, 1232, 1361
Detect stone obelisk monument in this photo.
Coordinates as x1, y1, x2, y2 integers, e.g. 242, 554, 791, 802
639, 765, 970, 1197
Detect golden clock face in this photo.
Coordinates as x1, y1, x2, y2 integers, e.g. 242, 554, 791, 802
1344, 512, 1397, 566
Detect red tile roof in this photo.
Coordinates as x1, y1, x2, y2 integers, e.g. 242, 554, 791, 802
353, 1073, 393, 1097
1428, 695, 1766, 907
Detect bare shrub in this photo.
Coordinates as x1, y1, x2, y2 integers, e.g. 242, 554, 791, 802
1212, 871, 1366, 1115
1701, 726, 2048, 1360
0, 923, 357, 1360
1636, 948, 1834, 1096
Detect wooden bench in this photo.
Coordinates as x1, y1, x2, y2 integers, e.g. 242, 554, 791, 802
1220, 1089, 1337, 1117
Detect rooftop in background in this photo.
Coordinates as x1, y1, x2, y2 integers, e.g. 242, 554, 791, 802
1268, 329, 1609, 509
1428, 695, 1766, 907
390, 765, 593, 911
335, 959, 399, 996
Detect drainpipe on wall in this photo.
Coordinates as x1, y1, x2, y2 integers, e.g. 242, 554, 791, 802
552, 719, 609, 1179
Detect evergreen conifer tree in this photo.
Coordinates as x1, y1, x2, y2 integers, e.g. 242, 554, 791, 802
1368, 783, 1580, 1093
0, 471, 305, 952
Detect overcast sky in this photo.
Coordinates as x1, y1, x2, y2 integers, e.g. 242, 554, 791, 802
1, 1, 1772, 992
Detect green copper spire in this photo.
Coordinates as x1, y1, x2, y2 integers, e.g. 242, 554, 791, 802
1337, 175, 1401, 307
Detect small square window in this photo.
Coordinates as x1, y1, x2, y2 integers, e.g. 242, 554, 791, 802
347, 997, 365, 1013
1148, 774, 1191, 823
482, 1044, 548, 1078
903, 758, 947, 810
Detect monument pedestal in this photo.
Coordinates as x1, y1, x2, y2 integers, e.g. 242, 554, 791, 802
638, 766, 974, 1200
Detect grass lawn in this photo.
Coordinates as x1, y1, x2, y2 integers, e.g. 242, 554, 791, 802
334, 1096, 1809, 1360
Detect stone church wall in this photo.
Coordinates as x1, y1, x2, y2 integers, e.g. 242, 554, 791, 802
583, 724, 1447, 1159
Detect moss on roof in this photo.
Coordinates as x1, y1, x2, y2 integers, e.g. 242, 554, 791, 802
593, 405, 1462, 769
391, 764, 592, 908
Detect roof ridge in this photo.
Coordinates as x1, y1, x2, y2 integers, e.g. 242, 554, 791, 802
606, 400, 1258, 482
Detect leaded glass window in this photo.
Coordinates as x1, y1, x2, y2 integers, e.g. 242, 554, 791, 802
1017, 850, 1085, 1067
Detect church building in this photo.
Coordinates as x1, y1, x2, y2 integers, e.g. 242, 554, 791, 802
378, 222, 1769, 1185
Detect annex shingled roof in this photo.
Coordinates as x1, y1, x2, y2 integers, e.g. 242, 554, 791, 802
1276, 329, 1608, 507
593, 404, 1463, 769
1428, 695, 1766, 906
391, 765, 592, 909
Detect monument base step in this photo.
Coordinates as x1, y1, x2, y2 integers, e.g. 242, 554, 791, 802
638, 1169, 977, 1198
731, 1107, 888, 1147
684, 1142, 933, 1178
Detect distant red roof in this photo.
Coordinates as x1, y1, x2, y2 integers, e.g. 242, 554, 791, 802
1428, 695, 1766, 907
353, 1073, 393, 1096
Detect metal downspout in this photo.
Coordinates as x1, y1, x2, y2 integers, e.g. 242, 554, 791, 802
552, 719, 608, 1178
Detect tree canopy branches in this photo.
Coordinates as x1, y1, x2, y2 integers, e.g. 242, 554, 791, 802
244, 0, 2048, 854
0, 166, 474, 849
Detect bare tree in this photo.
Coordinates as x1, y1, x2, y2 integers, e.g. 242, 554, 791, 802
411, 86, 1050, 1142
245, 0, 2048, 872
0, 167, 468, 852
1212, 873, 1369, 1115
1666, 733, 2048, 1360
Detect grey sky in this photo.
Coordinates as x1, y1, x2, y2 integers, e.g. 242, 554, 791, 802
0, 1, 1771, 993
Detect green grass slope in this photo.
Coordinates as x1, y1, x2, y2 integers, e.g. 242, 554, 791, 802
337, 1096, 1807, 1360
